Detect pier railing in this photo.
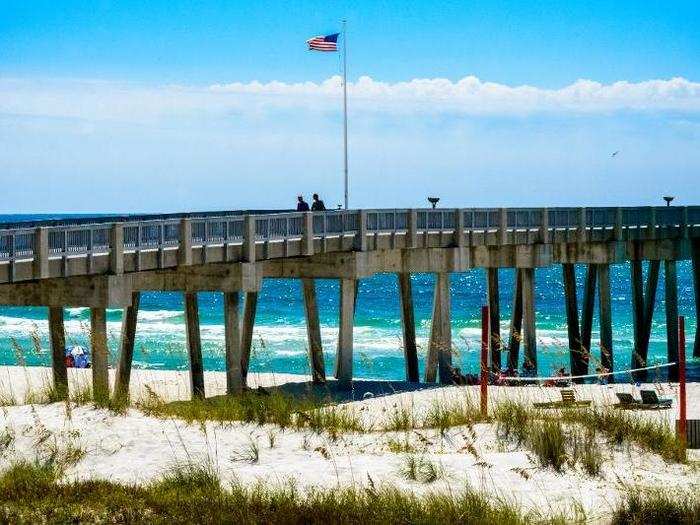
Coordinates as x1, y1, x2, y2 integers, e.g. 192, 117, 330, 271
0, 206, 698, 283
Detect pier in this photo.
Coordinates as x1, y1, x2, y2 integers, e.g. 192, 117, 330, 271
1, 206, 699, 400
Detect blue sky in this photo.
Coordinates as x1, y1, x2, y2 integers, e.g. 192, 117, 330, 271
1, 1, 699, 212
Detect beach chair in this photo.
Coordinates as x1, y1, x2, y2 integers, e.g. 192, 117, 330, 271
533, 389, 592, 409
614, 392, 641, 408
640, 390, 672, 409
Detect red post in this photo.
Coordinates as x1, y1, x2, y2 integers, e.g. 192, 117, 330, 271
480, 305, 489, 417
678, 316, 687, 449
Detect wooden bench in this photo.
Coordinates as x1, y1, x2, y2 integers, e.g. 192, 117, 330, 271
534, 389, 592, 409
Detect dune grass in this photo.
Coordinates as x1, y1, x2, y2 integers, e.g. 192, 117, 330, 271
138, 389, 366, 437
557, 406, 686, 463
494, 400, 685, 466
0, 459, 581, 524
421, 397, 484, 434
399, 454, 446, 484
610, 487, 700, 525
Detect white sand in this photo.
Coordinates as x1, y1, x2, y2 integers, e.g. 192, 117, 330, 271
1, 365, 698, 520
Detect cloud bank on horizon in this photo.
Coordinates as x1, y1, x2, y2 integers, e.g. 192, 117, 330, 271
1, 74, 698, 212
1, 75, 700, 122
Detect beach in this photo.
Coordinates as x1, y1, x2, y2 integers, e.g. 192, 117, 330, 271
0, 365, 697, 521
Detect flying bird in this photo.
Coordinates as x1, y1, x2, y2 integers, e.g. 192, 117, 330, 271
611, 150, 620, 157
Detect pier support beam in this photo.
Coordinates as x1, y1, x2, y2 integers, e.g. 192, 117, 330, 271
114, 292, 140, 399
48, 307, 68, 399
302, 279, 326, 384
487, 268, 501, 372
664, 260, 679, 381
521, 268, 537, 374
398, 273, 419, 382
693, 239, 700, 358
507, 269, 523, 371
240, 292, 259, 383
335, 278, 357, 384
630, 259, 660, 382
425, 272, 452, 384
597, 264, 613, 377
563, 264, 582, 377
184, 292, 205, 398
90, 307, 109, 402
563, 264, 597, 380
579, 265, 597, 377
224, 291, 243, 394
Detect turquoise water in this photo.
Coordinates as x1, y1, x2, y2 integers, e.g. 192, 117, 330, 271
1, 264, 698, 381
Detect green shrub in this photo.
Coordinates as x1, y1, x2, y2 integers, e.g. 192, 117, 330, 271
611, 487, 700, 525
528, 420, 567, 472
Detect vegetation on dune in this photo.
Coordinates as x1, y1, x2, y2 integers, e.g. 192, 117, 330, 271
610, 487, 700, 525
137, 388, 366, 437
0, 459, 583, 525
399, 454, 446, 484
494, 400, 685, 468
2, 457, 696, 524
557, 406, 686, 463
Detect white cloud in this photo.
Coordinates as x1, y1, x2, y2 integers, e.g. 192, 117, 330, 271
1, 75, 699, 123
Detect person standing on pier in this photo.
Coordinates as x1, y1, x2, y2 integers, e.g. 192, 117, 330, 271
311, 193, 326, 211
297, 195, 310, 211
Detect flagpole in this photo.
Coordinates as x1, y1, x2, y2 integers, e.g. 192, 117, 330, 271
342, 19, 349, 210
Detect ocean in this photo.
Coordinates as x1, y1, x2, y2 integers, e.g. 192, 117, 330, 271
1, 215, 698, 382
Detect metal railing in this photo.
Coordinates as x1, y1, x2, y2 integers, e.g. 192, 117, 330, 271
0, 206, 698, 275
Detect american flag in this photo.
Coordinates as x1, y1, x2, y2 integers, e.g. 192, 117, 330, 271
306, 33, 339, 52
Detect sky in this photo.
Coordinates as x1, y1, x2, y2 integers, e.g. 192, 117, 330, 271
1, 0, 699, 213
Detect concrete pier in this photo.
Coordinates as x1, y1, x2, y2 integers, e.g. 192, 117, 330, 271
487, 268, 501, 372
48, 306, 67, 399
90, 307, 109, 402
521, 268, 537, 373
335, 278, 357, 383
597, 264, 613, 375
0, 205, 698, 394
114, 291, 140, 399
224, 291, 243, 394
302, 278, 326, 384
507, 269, 523, 371
426, 272, 452, 384
184, 292, 205, 398
398, 273, 419, 382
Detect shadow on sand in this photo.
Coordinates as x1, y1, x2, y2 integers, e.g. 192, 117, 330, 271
250, 379, 441, 404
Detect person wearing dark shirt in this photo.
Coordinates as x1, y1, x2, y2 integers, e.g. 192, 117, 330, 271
296, 195, 310, 211
311, 193, 326, 211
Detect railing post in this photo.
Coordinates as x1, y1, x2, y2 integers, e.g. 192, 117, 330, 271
8, 233, 15, 283
61, 230, 68, 277
243, 215, 256, 262
614, 207, 623, 240
302, 212, 314, 256
499, 208, 508, 245
157, 223, 165, 268
453, 209, 464, 247
354, 210, 367, 251
110, 223, 124, 275
540, 208, 549, 244
578, 207, 587, 243
87, 228, 94, 273
681, 206, 688, 238
33, 227, 49, 279
407, 209, 418, 248
178, 219, 192, 266
647, 206, 657, 239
